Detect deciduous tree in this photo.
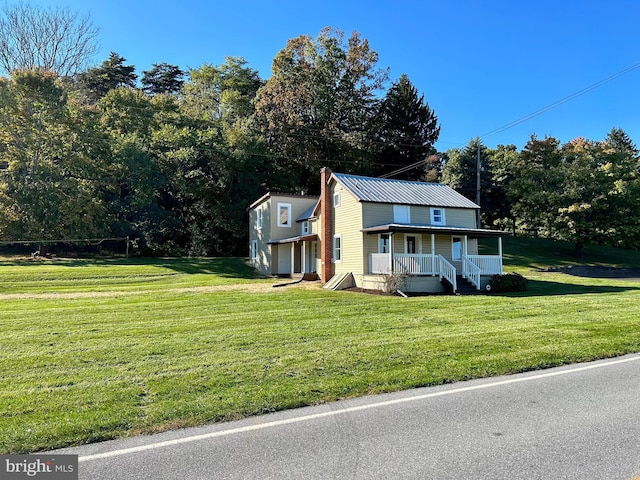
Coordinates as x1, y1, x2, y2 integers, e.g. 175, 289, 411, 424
0, 3, 99, 76
254, 27, 389, 193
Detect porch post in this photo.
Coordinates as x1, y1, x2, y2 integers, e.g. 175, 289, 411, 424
498, 237, 503, 273
463, 235, 468, 278
390, 232, 394, 273
431, 234, 435, 275
301, 240, 306, 275
290, 243, 295, 275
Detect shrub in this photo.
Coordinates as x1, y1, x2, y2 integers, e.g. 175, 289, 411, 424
488, 272, 528, 293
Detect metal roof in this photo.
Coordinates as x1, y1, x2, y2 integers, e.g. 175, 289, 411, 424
296, 203, 319, 222
268, 234, 318, 245
333, 173, 480, 209
361, 223, 504, 238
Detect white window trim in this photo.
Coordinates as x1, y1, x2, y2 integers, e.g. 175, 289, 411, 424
404, 235, 422, 254
251, 240, 258, 260
431, 207, 446, 225
256, 208, 263, 230
393, 204, 411, 224
277, 202, 292, 228
333, 234, 343, 263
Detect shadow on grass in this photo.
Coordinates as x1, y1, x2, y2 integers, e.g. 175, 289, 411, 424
494, 278, 640, 297
0, 256, 264, 279
154, 258, 263, 278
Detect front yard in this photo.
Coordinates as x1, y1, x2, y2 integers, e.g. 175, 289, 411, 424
1, 239, 640, 453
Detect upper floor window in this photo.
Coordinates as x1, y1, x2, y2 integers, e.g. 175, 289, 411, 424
277, 203, 292, 227
256, 208, 263, 229
431, 207, 445, 225
301, 221, 310, 234
393, 205, 410, 224
333, 191, 341, 208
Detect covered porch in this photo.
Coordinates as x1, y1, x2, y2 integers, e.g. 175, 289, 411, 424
363, 224, 504, 292
267, 234, 318, 278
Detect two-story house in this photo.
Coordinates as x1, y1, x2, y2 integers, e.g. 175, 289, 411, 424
248, 168, 504, 293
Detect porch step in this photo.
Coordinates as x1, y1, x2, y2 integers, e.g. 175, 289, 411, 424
455, 276, 482, 295
323, 272, 355, 291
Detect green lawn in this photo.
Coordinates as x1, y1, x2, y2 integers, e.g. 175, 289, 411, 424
2, 238, 640, 453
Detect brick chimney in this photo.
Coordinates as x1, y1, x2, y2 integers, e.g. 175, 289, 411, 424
320, 167, 333, 282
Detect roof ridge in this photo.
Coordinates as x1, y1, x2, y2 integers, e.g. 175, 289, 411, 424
333, 172, 445, 186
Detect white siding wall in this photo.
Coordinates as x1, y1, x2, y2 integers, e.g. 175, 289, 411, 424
248, 195, 317, 276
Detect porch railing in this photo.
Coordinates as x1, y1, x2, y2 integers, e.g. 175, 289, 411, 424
462, 255, 481, 290
369, 253, 502, 293
466, 255, 502, 275
370, 253, 392, 274
438, 255, 457, 292
393, 254, 437, 275
370, 253, 438, 275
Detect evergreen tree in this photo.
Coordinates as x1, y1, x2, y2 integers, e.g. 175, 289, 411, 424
141, 63, 185, 96
372, 74, 440, 180
77, 52, 137, 102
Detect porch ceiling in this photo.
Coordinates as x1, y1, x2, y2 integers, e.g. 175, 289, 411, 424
267, 234, 318, 245
361, 223, 504, 238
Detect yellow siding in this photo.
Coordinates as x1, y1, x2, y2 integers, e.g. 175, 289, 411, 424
362, 203, 476, 229
362, 203, 393, 228
445, 208, 477, 228
411, 206, 430, 224
332, 182, 364, 275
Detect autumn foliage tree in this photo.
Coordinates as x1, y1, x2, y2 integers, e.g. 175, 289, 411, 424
254, 27, 389, 193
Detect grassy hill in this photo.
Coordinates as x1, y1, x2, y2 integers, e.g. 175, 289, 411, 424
1, 237, 639, 453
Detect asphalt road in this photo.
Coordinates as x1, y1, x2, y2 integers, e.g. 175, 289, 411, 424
55, 354, 640, 480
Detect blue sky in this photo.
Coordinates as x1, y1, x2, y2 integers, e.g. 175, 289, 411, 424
30, 0, 640, 151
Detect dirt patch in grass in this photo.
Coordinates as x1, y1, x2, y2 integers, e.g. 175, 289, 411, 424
545, 266, 640, 280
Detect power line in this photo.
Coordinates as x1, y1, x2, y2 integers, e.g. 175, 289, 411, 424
478, 61, 640, 141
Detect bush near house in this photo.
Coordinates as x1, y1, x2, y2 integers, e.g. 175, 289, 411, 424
488, 272, 528, 292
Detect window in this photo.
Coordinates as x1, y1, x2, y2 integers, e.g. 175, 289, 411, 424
251, 240, 258, 260
333, 191, 341, 207
452, 237, 462, 261
393, 205, 410, 224
301, 221, 309, 234
277, 203, 292, 227
431, 208, 445, 225
378, 234, 391, 253
256, 208, 263, 230
333, 234, 342, 262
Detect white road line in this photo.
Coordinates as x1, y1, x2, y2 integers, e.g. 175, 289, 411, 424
80, 354, 640, 462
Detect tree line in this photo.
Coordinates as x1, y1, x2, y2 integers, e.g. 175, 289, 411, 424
0, 4, 638, 257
